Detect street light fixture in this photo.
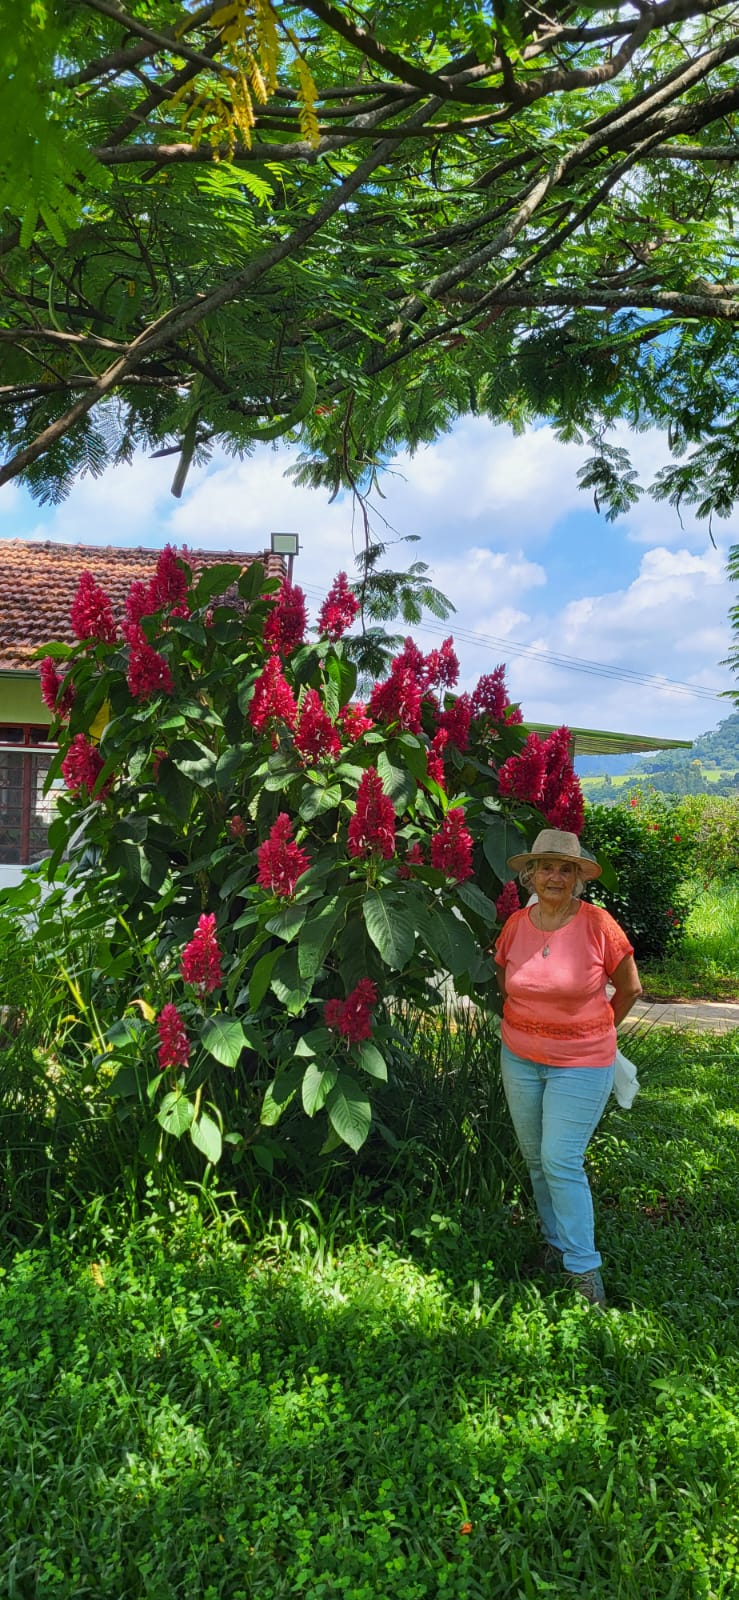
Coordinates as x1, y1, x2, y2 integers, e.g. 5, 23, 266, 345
270, 530, 300, 583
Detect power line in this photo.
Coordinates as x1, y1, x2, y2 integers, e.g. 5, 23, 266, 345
298, 581, 727, 702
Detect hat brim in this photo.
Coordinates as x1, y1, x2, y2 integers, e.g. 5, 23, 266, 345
506, 849, 602, 881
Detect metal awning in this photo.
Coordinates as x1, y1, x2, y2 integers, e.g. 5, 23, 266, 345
523, 723, 693, 758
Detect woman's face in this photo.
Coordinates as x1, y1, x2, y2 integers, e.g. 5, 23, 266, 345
532, 857, 578, 901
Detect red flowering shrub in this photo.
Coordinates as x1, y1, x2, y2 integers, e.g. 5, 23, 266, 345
40, 551, 595, 1169
256, 814, 310, 897
348, 767, 396, 860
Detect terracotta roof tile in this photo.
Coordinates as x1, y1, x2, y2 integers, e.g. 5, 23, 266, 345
0, 540, 286, 671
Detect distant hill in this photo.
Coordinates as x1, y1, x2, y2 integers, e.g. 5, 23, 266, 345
574, 713, 739, 780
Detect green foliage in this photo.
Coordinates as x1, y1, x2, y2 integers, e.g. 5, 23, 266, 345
2, 3, 739, 512
582, 793, 693, 961
3, 554, 547, 1181
637, 875, 739, 1000
672, 792, 739, 884
2, 1030, 739, 1599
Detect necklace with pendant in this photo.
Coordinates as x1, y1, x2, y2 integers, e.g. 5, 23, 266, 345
538, 905, 572, 957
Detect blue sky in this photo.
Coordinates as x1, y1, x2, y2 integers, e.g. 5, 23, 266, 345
2, 415, 735, 744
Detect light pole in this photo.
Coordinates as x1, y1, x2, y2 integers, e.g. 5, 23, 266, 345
269, 531, 300, 584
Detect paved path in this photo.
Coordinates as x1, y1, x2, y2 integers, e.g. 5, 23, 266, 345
620, 998, 739, 1036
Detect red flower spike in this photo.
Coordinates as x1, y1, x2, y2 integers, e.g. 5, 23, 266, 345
430, 807, 474, 882
180, 913, 223, 994
339, 704, 374, 743
256, 814, 310, 898
472, 665, 510, 721
148, 545, 190, 616
540, 726, 573, 813
40, 656, 75, 718
70, 571, 118, 644
294, 690, 342, 764
425, 728, 448, 790
228, 814, 248, 840
324, 979, 378, 1043
61, 733, 110, 800
497, 733, 547, 807
124, 623, 174, 700
348, 767, 396, 860
368, 665, 423, 734
317, 572, 360, 640
248, 655, 298, 733
546, 771, 584, 834
438, 692, 473, 752
263, 580, 308, 656
495, 880, 521, 923
157, 1003, 191, 1070
424, 637, 459, 690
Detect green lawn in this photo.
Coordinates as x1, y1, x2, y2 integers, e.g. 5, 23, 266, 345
640, 878, 739, 1000
2, 1029, 739, 1600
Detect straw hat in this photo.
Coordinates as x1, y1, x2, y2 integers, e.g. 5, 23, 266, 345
506, 828, 602, 880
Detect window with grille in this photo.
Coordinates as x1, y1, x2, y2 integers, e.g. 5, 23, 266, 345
0, 725, 59, 866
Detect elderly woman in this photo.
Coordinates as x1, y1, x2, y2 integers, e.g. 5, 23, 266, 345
494, 828, 642, 1307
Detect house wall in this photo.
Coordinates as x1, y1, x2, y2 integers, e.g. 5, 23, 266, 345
0, 672, 50, 727
0, 673, 52, 888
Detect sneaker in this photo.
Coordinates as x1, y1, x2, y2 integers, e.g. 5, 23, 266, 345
566, 1267, 606, 1307
541, 1244, 564, 1276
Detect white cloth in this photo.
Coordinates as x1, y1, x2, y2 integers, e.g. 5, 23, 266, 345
613, 1048, 640, 1109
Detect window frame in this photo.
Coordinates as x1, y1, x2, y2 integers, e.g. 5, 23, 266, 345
0, 723, 59, 867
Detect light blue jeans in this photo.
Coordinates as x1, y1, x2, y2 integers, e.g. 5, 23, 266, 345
500, 1044, 615, 1273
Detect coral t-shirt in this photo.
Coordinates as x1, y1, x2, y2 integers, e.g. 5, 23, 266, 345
494, 901, 633, 1067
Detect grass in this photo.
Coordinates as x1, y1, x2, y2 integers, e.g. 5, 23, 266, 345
2, 1028, 739, 1600
639, 877, 739, 1001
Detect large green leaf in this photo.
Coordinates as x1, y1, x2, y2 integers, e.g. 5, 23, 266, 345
326, 1073, 372, 1152
421, 907, 480, 978
376, 750, 415, 811
298, 897, 343, 978
482, 815, 526, 884
265, 903, 307, 942
457, 882, 499, 923
157, 1090, 195, 1138
190, 1112, 223, 1164
298, 783, 342, 822
260, 1063, 303, 1126
363, 889, 415, 969
250, 947, 282, 1010
358, 1042, 387, 1081
301, 1061, 339, 1116
193, 564, 245, 604
270, 948, 314, 1014
200, 1014, 247, 1068
169, 740, 217, 787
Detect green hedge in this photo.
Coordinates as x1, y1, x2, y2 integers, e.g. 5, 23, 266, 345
582, 793, 692, 962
